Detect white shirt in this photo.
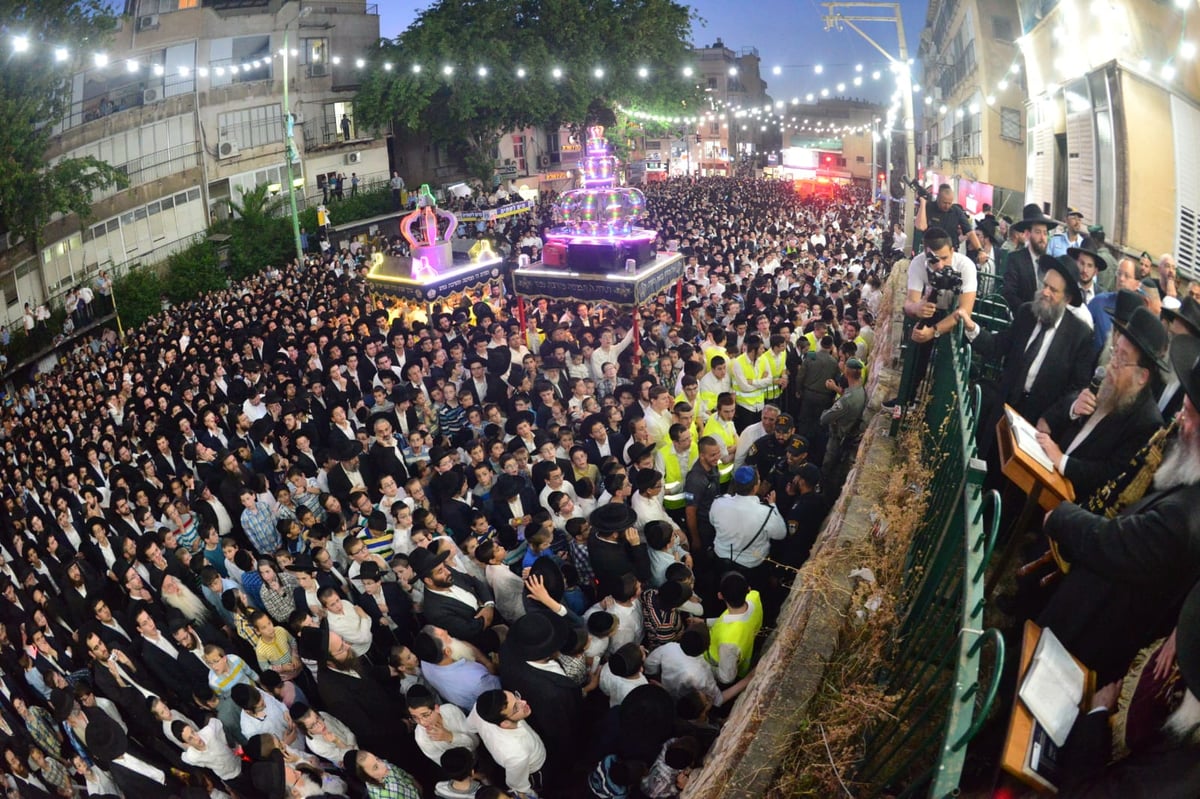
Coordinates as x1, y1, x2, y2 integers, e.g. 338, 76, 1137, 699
414, 702, 479, 764
485, 563, 526, 623
710, 495, 786, 568
631, 491, 675, 533
467, 710, 546, 796
733, 421, 766, 470
598, 664, 648, 707
181, 718, 243, 780
585, 600, 643, 653
644, 642, 724, 706
1023, 312, 1066, 393
326, 602, 374, 656
303, 712, 358, 765
240, 693, 305, 752
906, 250, 978, 296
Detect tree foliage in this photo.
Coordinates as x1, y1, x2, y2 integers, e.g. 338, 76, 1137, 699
355, 0, 701, 182
224, 185, 293, 280
112, 267, 163, 333
0, 1, 129, 250
162, 239, 226, 304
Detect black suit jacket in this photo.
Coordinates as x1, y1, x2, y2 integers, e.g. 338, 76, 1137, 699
1001, 249, 1037, 312
1042, 388, 1164, 503
1040, 483, 1200, 683
420, 573, 496, 645
586, 533, 653, 597
1059, 705, 1200, 798
490, 486, 540, 548
972, 303, 1095, 457
464, 375, 509, 407
367, 441, 410, 487
327, 462, 375, 506
139, 634, 211, 701
316, 667, 412, 763
357, 582, 415, 649
584, 432, 627, 466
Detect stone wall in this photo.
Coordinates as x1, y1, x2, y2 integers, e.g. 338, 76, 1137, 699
682, 261, 910, 798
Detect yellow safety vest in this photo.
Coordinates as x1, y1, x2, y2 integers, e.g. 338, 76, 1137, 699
660, 440, 698, 510
706, 589, 764, 679
804, 331, 819, 352
757, 349, 787, 401
731, 354, 764, 411
703, 345, 729, 370
702, 414, 737, 483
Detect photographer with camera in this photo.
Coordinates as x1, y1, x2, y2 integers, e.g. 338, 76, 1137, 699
914, 183, 985, 264
886, 227, 978, 409
904, 227, 978, 345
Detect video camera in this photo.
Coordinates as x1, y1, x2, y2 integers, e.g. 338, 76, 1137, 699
902, 176, 934, 202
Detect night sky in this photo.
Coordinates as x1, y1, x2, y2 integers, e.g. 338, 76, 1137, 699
375, 0, 930, 106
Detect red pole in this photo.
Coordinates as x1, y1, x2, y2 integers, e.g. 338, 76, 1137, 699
632, 309, 642, 361
675, 277, 683, 324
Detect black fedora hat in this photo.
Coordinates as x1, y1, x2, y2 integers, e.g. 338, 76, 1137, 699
507, 610, 572, 661
409, 546, 450, 580
1174, 577, 1200, 694
589, 502, 637, 536
504, 410, 536, 437
1103, 289, 1147, 326
332, 438, 360, 462
1170, 334, 1200, 412
1066, 245, 1108, 272
250, 750, 288, 799
1111, 306, 1168, 371
1012, 203, 1058, 233
284, 553, 316, 574
85, 716, 129, 763
1045, 255, 1084, 306
1163, 296, 1200, 338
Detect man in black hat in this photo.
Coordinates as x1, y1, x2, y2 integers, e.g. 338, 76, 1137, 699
411, 546, 502, 654
1001, 203, 1063, 314
587, 503, 652, 595
496, 610, 583, 793
327, 437, 374, 507
1035, 306, 1166, 503
1157, 296, 1200, 419
1037, 334, 1200, 683
82, 716, 189, 799
964, 255, 1096, 460
1057, 578, 1200, 795
1067, 245, 1107, 309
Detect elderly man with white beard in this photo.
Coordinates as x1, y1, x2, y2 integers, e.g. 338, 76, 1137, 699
1057, 576, 1200, 796
1037, 334, 1200, 684
1033, 306, 1167, 503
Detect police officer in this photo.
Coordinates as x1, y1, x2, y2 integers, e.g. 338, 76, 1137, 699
820, 358, 867, 493
768, 435, 810, 517
777, 463, 831, 570
744, 413, 794, 474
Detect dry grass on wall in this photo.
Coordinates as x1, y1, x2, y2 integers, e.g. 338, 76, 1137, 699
769, 405, 936, 797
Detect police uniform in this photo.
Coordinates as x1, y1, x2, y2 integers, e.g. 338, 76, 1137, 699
744, 414, 795, 472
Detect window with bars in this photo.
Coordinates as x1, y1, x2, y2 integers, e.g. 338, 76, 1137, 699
1000, 107, 1022, 142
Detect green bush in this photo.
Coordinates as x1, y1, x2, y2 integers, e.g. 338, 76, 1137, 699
163, 239, 227, 303
298, 185, 393, 232
112, 268, 164, 332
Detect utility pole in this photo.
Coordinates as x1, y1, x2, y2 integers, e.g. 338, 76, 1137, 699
821, 2, 916, 244
280, 6, 312, 266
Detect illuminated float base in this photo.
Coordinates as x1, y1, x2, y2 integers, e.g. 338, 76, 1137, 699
366, 250, 504, 303
512, 251, 684, 306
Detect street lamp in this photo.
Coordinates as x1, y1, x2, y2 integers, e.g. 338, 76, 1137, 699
280, 5, 312, 266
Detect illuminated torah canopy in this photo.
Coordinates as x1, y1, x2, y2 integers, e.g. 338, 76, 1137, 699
550, 126, 650, 241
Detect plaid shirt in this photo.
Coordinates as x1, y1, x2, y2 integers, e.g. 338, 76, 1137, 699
241, 500, 282, 554
33, 754, 73, 795
366, 763, 422, 799
568, 536, 597, 592
23, 706, 60, 758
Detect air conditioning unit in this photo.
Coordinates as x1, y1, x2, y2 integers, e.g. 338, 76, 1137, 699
218, 139, 240, 159
345, 151, 362, 165
138, 14, 159, 31
308, 63, 328, 78
142, 87, 163, 104
537, 154, 551, 169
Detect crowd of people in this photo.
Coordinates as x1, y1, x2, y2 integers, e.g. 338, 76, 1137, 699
0, 177, 894, 799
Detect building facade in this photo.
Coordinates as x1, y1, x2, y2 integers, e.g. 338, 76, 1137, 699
918, 0, 1027, 219
1015, 0, 1200, 277
0, 0, 388, 324
780, 97, 885, 187
693, 40, 776, 175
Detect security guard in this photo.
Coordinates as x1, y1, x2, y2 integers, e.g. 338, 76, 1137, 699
744, 413, 794, 473
701, 393, 739, 484
660, 423, 698, 515
757, 333, 790, 405
683, 435, 724, 553
768, 435, 810, 517
820, 358, 867, 494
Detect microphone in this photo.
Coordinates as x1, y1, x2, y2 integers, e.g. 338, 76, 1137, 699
1088, 365, 1106, 394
